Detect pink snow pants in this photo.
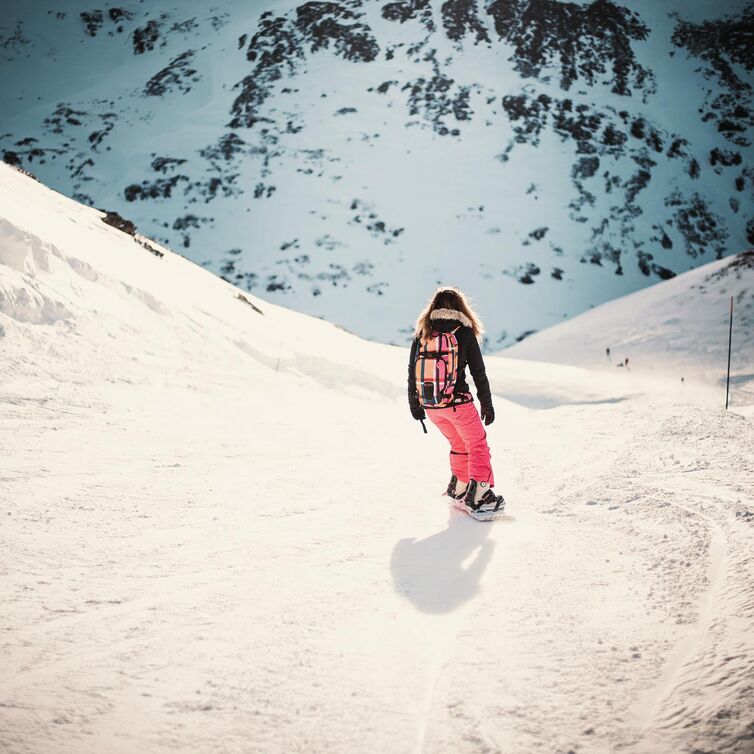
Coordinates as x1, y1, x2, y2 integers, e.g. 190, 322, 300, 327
426, 401, 495, 486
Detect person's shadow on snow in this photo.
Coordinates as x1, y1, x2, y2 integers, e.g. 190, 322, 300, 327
390, 511, 495, 614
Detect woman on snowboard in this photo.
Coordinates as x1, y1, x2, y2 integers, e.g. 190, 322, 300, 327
407, 287, 504, 519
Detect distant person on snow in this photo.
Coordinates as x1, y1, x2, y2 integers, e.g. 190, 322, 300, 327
407, 287, 504, 520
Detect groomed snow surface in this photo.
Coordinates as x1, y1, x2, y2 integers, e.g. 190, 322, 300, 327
1, 163, 753, 753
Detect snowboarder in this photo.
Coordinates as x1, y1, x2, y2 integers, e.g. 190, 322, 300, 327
606, 347, 611, 360
407, 287, 504, 521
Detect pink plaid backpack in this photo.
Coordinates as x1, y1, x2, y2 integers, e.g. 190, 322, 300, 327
414, 327, 461, 408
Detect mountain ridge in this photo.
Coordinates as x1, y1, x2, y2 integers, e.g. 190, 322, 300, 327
0, 0, 751, 345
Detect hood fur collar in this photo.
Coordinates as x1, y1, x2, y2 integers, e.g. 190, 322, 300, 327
430, 308, 472, 329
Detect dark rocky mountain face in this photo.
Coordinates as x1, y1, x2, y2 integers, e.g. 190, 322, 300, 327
0, 0, 752, 345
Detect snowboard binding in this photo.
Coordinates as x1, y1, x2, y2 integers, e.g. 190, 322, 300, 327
445, 474, 468, 500
459, 479, 506, 521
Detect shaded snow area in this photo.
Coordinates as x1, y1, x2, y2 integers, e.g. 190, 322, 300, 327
1, 162, 753, 753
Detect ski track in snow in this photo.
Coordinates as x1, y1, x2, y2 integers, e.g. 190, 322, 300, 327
1, 164, 753, 753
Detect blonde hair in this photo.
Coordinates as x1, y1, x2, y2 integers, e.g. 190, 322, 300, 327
414, 286, 484, 342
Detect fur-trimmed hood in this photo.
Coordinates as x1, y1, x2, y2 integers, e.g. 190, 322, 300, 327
429, 308, 473, 329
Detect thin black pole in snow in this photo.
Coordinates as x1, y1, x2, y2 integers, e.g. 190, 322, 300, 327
725, 296, 733, 410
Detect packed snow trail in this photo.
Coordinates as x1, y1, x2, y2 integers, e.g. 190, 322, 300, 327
3, 381, 752, 753
1, 165, 753, 753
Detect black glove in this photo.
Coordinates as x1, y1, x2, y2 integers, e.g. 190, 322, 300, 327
410, 403, 426, 421
480, 404, 494, 426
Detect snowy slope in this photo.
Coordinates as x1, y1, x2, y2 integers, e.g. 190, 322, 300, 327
0, 0, 752, 345
1, 162, 754, 754
503, 249, 754, 404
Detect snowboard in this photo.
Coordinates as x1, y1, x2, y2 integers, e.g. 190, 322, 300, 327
448, 494, 506, 522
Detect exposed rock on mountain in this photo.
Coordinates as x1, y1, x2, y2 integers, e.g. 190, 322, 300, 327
0, 0, 751, 345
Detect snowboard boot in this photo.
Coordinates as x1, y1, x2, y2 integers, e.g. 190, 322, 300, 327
445, 474, 469, 500
462, 479, 505, 520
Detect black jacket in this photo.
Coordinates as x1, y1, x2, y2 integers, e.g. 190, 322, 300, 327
408, 317, 492, 413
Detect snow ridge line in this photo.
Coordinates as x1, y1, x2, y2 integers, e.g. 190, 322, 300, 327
637, 498, 727, 739
407, 506, 503, 754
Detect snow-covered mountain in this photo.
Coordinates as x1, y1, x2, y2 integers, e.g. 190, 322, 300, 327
2, 162, 754, 753
0, 0, 752, 345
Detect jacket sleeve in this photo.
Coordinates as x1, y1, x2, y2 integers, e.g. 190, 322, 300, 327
407, 338, 420, 410
466, 331, 492, 410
